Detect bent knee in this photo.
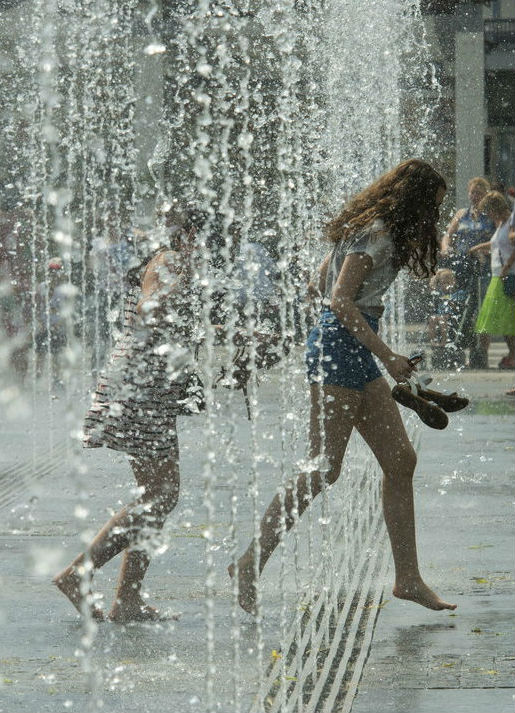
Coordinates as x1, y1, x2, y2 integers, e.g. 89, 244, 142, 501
157, 488, 180, 515
308, 467, 342, 492
145, 484, 180, 519
325, 467, 343, 487
383, 444, 417, 477
404, 445, 417, 472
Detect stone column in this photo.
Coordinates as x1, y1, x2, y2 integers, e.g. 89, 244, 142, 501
455, 31, 485, 206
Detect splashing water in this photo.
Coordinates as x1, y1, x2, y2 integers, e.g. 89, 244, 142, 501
0, 0, 440, 710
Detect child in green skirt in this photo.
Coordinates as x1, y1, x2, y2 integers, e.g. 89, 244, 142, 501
469, 191, 515, 369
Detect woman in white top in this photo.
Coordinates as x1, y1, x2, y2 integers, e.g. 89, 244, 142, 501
470, 191, 515, 370
231, 159, 457, 614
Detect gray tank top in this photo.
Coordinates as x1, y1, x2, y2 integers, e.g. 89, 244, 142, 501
324, 219, 399, 319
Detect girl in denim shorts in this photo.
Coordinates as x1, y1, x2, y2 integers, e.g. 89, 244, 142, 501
232, 159, 458, 615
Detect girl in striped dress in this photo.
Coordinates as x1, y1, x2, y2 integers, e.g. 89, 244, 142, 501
54, 211, 204, 622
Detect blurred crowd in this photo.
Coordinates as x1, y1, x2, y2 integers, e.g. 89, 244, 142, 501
0, 206, 293, 390
0, 208, 133, 388
1, 178, 514, 393
427, 178, 515, 374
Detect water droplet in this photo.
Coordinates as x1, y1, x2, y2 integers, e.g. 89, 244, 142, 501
196, 62, 212, 77
144, 43, 166, 56
74, 505, 89, 519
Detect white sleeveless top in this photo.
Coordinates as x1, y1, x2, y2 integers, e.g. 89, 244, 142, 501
490, 219, 515, 278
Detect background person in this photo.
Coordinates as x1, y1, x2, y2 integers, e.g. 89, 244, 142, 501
230, 159, 457, 616
34, 257, 68, 387
469, 192, 515, 371
440, 177, 495, 368
427, 268, 466, 368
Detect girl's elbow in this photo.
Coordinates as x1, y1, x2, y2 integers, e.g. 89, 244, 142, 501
330, 296, 353, 316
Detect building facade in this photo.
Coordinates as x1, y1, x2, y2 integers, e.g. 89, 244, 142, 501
422, 0, 515, 206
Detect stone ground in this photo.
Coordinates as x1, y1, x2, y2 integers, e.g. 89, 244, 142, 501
352, 361, 515, 713
0, 341, 513, 713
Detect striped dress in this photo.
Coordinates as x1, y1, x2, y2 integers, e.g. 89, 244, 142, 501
82, 284, 203, 460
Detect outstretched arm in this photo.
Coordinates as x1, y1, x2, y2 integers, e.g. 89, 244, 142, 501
441, 209, 465, 255
468, 241, 491, 256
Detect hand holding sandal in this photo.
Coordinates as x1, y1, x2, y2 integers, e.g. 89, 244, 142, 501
392, 376, 469, 430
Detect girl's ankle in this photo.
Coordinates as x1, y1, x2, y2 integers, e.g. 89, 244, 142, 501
395, 572, 423, 586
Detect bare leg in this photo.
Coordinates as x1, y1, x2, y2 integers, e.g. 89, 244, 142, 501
108, 550, 151, 620
53, 562, 105, 621
54, 444, 180, 621
230, 384, 362, 613
427, 316, 447, 347
479, 333, 490, 358
354, 378, 456, 611
53, 504, 135, 621
109, 456, 180, 622
504, 335, 515, 361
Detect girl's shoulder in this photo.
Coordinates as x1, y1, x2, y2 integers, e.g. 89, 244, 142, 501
146, 249, 181, 274
346, 218, 388, 241
351, 218, 391, 246
367, 218, 390, 238
342, 219, 393, 263
150, 247, 179, 263
140, 249, 182, 291
159, 249, 182, 269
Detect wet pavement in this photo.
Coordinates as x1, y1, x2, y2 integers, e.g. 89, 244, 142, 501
353, 365, 515, 713
0, 346, 514, 712
0, 355, 328, 713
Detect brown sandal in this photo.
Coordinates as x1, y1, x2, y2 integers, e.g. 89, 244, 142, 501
416, 388, 469, 413
392, 384, 448, 430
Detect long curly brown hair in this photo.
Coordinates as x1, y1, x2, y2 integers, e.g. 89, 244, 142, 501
324, 159, 446, 277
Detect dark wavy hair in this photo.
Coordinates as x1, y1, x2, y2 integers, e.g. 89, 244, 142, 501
324, 159, 446, 277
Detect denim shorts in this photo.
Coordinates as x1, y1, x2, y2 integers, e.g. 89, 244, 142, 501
306, 310, 382, 390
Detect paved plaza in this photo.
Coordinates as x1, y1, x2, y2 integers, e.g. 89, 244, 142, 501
352, 365, 515, 713
0, 347, 514, 713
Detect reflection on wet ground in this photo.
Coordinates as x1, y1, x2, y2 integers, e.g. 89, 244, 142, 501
466, 398, 515, 417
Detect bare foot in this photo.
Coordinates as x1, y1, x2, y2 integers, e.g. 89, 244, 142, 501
228, 560, 257, 615
53, 567, 104, 621
393, 579, 457, 611
108, 598, 173, 623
